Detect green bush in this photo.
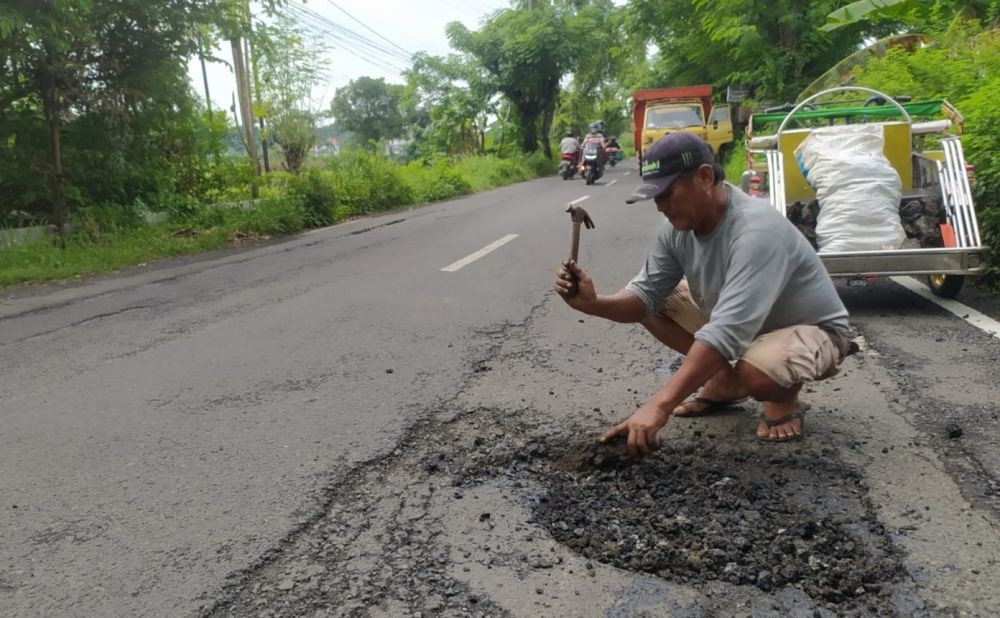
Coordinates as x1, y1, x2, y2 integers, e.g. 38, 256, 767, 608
453, 153, 549, 191
70, 201, 147, 242
232, 195, 306, 237
285, 169, 338, 227
400, 158, 473, 202
324, 149, 412, 217
962, 79, 1000, 283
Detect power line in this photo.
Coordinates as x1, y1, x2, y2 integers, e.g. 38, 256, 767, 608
321, 0, 413, 58
290, 3, 412, 63
292, 18, 408, 75
286, 4, 411, 75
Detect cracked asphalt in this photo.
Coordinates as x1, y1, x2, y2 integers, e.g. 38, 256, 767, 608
2, 164, 999, 617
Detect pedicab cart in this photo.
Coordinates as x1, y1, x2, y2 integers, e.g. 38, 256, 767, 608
742, 86, 988, 298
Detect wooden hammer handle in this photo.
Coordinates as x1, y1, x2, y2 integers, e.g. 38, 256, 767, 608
570, 222, 582, 262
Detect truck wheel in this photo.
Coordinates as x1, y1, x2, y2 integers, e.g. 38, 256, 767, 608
927, 274, 964, 298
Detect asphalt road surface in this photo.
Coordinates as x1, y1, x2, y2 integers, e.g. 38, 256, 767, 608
2, 162, 999, 617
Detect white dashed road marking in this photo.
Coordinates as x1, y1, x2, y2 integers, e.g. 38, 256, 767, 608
569, 195, 589, 205
624, 171, 631, 176
441, 234, 519, 272
606, 180, 617, 187
890, 276, 1000, 339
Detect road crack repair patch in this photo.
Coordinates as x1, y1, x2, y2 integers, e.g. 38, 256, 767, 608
210, 408, 918, 617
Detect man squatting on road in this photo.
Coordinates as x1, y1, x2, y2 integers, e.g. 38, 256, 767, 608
555, 132, 857, 456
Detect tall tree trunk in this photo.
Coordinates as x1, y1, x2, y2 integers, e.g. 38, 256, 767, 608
539, 98, 555, 160
520, 120, 537, 152
40, 50, 66, 240
515, 105, 538, 153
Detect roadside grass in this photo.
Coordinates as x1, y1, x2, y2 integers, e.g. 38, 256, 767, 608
0, 225, 231, 288
0, 151, 553, 288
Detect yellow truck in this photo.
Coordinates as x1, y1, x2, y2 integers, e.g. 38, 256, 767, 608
632, 85, 733, 161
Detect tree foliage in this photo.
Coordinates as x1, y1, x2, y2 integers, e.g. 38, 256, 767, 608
555, 0, 642, 142
330, 76, 406, 149
0, 0, 245, 229
624, 0, 891, 102
820, 0, 1000, 31
446, 2, 587, 155
253, 12, 327, 174
402, 52, 493, 157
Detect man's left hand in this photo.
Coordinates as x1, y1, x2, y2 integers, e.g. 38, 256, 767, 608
599, 402, 671, 458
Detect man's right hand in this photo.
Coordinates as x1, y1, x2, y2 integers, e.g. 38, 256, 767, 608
599, 401, 671, 458
555, 259, 596, 311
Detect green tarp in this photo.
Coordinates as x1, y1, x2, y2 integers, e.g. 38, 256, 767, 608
751, 101, 944, 126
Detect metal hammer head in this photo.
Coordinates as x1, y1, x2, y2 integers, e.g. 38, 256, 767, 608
566, 205, 595, 229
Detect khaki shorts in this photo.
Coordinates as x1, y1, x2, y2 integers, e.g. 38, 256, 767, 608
660, 279, 843, 389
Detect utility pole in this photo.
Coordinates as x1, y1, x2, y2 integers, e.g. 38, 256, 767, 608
197, 33, 212, 115
247, 18, 270, 173
231, 91, 241, 127
231, 35, 261, 197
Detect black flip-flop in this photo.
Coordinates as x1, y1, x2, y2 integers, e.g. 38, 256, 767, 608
673, 396, 749, 418
757, 403, 810, 442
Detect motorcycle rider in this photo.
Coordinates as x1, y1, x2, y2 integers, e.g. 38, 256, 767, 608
605, 135, 622, 165
588, 121, 607, 144
559, 131, 581, 158
558, 130, 581, 178
581, 124, 607, 177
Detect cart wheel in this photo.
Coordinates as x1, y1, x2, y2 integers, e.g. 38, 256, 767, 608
927, 274, 964, 298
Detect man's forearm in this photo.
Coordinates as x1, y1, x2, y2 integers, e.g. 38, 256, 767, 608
649, 341, 729, 413
579, 289, 647, 323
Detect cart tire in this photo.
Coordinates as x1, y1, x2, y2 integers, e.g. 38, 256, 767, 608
927, 274, 964, 298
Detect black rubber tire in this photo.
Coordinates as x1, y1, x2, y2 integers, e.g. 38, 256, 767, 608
927, 274, 965, 298
585, 168, 595, 185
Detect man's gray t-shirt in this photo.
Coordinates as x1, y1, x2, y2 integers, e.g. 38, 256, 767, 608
626, 183, 850, 361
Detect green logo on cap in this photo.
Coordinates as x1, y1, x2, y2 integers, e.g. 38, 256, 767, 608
641, 160, 660, 175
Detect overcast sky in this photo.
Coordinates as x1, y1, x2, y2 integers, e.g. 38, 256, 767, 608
188, 0, 512, 116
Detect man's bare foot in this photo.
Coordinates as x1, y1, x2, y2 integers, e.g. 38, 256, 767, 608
756, 400, 807, 441
674, 374, 748, 417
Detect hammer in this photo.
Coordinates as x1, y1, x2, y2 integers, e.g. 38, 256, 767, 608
565, 205, 595, 296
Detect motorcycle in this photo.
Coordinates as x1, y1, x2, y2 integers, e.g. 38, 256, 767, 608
580, 141, 604, 185
558, 151, 579, 180
605, 146, 621, 167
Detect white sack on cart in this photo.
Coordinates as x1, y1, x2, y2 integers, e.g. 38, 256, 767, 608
794, 124, 905, 253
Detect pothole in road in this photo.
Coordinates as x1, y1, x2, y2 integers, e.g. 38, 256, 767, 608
212, 407, 914, 617
445, 412, 910, 616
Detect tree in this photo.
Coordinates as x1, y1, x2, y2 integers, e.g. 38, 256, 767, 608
554, 0, 639, 141
402, 52, 494, 156
0, 0, 241, 233
820, 0, 1000, 31
253, 12, 327, 174
330, 77, 405, 148
446, 3, 584, 155
624, 0, 892, 102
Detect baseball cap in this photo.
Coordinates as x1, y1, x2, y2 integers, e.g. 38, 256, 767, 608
625, 132, 715, 204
